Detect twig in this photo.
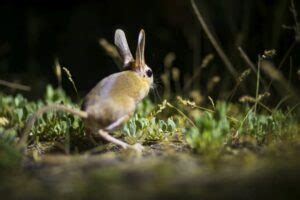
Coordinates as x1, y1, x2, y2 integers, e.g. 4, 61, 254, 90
0, 79, 31, 91
190, 0, 238, 79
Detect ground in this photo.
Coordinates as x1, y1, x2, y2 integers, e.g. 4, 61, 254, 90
0, 85, 300, 199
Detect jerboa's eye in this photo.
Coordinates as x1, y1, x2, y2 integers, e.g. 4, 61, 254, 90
146, 69, 153, 77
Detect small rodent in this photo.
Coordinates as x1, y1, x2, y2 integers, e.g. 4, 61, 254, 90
19, 29, 153, 152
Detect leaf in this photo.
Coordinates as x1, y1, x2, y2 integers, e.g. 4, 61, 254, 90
167, 118, 176, 131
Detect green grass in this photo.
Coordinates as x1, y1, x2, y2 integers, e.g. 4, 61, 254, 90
0, 85, 300, 199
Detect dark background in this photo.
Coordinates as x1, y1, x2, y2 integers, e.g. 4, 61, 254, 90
0, 0, 299, 103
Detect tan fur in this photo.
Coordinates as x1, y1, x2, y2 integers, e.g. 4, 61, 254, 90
82, 71, 151, 131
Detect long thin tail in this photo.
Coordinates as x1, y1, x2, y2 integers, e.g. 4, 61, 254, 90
17, 104, 88, 150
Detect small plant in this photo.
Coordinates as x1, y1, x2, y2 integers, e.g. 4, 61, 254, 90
239, 109, 298, 143
0, 85, 84, 150
122, 99, 179, 144
185, 102, 231, 153
123, 114, 178, 144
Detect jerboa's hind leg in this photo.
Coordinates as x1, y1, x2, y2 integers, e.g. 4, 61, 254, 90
97, 115, 144, 151
97, 115, 130, 149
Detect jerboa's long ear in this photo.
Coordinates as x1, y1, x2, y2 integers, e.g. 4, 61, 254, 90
135, 29, 146, 68
114, 29, 134, 67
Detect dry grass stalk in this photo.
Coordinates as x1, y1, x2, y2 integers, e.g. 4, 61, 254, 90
290, 0, 300, 41
0, 79, 30, 91
162, 53, 176, 98
184, 54, 214, 91
177, 96, 238, 123
171, 67, 180, 82
177, 96, 197, 108
261, 60, 283, 81
227, 69, 251, 101
239, 92, 272, 113
62, 67, 79, 98
99, 38, 123, 69
237, 69, 251, 84
237, 46, 268, 88
172, 67, 181, 93
275, 0, 299, 81
54, 58, 62, 87
206, 76, 220, 92
237, 46, 257, 74
164, 52, 176, 69
189, 90, 203, 105
239, 92, 270, 103
262, 59, 299, 100
262, 49, 276, 59
208, 96, 215, 110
